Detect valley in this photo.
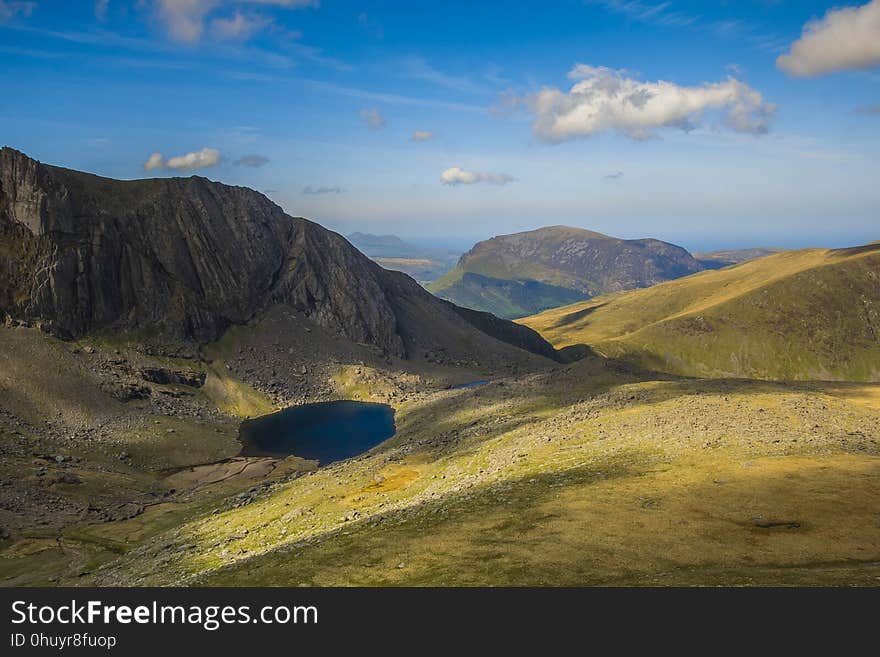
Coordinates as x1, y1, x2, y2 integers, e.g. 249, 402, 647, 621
3, 325, 877, 586
0, 150, 878, 587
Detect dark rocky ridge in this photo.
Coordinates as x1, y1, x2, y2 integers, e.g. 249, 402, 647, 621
0, 148, 562, 363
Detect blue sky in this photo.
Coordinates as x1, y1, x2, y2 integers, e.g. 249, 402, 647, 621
2, 0, 879, 251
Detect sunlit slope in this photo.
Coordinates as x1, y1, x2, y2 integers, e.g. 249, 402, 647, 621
83, 363, 880, 587
520, 244, 880, 381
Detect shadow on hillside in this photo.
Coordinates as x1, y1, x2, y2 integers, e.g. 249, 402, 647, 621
367, 358, 880, 465
197, 446, 880, 586
550, 302, 608, 329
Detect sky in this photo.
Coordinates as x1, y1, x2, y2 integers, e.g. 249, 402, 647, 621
1, 0, 879, 252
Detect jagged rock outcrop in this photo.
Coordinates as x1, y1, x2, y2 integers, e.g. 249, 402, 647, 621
0, 148, 564, 363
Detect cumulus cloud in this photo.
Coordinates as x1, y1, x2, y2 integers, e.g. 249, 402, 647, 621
302, 185, 342, 195
0, 0, 36, 21
234, 154, 270, 167
521, 64, 775, 142
154, 0, 317, 44
143, 147, 221, 171
440, 167, 514, 186
411, 130, 435, 142
777, 1, 880, 77
360, 108, 386, 129
143, 152, 166, 171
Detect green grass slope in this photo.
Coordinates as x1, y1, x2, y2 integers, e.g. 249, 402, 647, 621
430, 271, 588, 319
520, 244, 880, 382
81, 361, 880, 586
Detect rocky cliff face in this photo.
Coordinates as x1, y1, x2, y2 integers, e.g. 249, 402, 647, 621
0, 148, 560, 363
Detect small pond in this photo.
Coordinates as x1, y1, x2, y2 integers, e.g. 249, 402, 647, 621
238, 400, 396, 465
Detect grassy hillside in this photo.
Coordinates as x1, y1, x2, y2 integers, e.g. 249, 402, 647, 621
78, 360, 880, 586
429, 226, 703, 319
431, 271, 587, 319
3, 320, 879, 586
521, 244, 880, 382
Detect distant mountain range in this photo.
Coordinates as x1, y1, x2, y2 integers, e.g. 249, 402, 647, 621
428, 226, 705, 318
347, 232, 459, 284
694, 247, 785, 269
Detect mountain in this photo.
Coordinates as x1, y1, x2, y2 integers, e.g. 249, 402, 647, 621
428, 226, 705, 318
347, 232, 421, 257
346, 232, 459, 284
521, 244, 880, 381
694, 247, 784, 269
0, 147, 562, 364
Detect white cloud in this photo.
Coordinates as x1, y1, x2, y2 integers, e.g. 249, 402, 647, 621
777, 1, 880, 77
143, 152, 166, 171
0, 0, 36, 21
411, 130, 435, 142
302, 185, 342, 194
153, 0, 317, 44
522, 64, 775, 142
360, 108, 386, 129
440, 167, 514, 186
143, 147, 221, 171
167, 147, 221, 169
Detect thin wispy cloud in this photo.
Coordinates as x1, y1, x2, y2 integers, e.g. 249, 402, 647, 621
604, 171, 624, 180
302, 185, 342, 195
777, 0, 880, 77
357, 12, 383, 39
360, 108, 386, 129
290, 42, 352, 71
411, 130, 435, 142
440, 167, 514, 186
586, 0, 788, 54
0, 1, 36, 22
217, 73, 486, 113
153, 0, 318, 44
144, 147, 221, 171
585, 0, 697, 28
398, 56, 486, 95
210, 11, 273, 41
855, 105, 880, 115
520, 64, 775, 142
234, 154, 269, 167
302, 79, 485, 114
94, 0, 110, 21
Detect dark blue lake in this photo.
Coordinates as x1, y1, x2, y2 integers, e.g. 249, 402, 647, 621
238, 401, 396, 465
